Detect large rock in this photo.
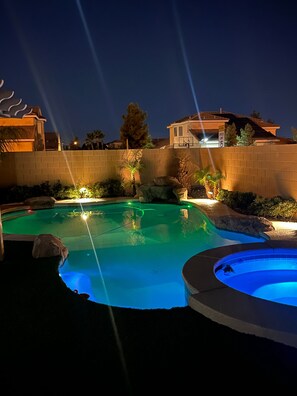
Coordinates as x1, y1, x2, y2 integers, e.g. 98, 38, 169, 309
24, 196, 56, 209
32, 233, 68, 267
153, 176, 181, 187
138, 176, 187, 204
173, 187, 188, 201
213, 215, 275, 236
138, 185, 177, 203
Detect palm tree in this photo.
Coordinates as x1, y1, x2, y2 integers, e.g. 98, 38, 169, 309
120, 149, 144, 196
84, 130, 105, 150
193, 166, 224, 199
208, 169, 225, 198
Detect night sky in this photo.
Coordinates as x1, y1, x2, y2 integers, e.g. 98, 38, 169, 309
1, 0, 296, 145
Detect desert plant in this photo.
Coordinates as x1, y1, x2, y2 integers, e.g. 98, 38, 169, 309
119, 149, 144, 196
193, 166, 224, 199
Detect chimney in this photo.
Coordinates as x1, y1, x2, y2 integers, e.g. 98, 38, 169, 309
219, 107, 223, 114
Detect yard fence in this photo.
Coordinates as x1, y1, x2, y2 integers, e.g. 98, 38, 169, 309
1, 145, 297, 200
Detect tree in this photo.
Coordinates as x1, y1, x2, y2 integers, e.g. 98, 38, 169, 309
120, 103, 150, 149
0, 126, 23, 153
225, 122, 237, 147
236, 123, 255, 146
142, 134, 155, 149
84, 130, 105, 150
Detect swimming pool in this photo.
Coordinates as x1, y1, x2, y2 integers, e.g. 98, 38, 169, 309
2, 201, 266, 309
214, 247, 297, 307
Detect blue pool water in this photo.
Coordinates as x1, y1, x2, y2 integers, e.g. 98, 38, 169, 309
3, 201, 265, 309
214, 248, 297, 307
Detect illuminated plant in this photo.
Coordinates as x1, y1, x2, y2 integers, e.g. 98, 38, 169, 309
193, 166, 224, 199
119, 149, 144, 196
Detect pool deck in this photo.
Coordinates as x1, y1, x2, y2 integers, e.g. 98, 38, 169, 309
184, 198, 297, 349
2, 197, 297, 348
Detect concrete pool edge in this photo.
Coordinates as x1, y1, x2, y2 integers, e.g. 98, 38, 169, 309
182, 240, 297, 349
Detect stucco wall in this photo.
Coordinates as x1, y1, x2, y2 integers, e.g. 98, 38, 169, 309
1, 145, 297, 199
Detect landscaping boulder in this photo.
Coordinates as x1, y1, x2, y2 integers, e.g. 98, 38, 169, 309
173, 187, 188, 201
153, 176, 181, 187
32, 233, 68, 267
138, 176, 187, 204
213, 215, 275, 237
24, 196, 56, 209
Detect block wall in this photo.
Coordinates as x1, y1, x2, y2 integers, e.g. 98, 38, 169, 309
1, 145, 297, 199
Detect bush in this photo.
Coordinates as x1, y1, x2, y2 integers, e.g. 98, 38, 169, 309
0, 178, 126, 204
249, 196, 297, 219
92, 179, 125, 197
216, 189, 256, 213
216, 189, 297, 220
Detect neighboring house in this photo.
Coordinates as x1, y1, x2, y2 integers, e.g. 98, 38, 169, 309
45, 131, 62, 151
0, 79, 48, 152
0, 105, 47, 152
167, 109, 281, 148
105, 139, 124, 149
105, 138, 170, 149
152, 138, 170, 149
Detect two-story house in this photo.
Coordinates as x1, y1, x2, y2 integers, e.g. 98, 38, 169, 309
0, 79, 62, 151
167, 109, 281, 148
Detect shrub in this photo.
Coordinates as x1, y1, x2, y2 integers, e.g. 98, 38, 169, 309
193, 166, 224, 199
91, 179, 125, 198
216, 190, 256, 213
217, 189, 297, 220
250, 196, 297, 219
0, 178, 128, 204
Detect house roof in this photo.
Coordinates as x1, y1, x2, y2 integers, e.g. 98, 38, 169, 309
173, 112, 228, 123
211, 111, 279, 133
23, 106, 47, 121
0, 79, 37, 119
173, 110, 280, 141
5, 103, 29, 117
0, 90, 14, 103
0, 97, 22, 112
